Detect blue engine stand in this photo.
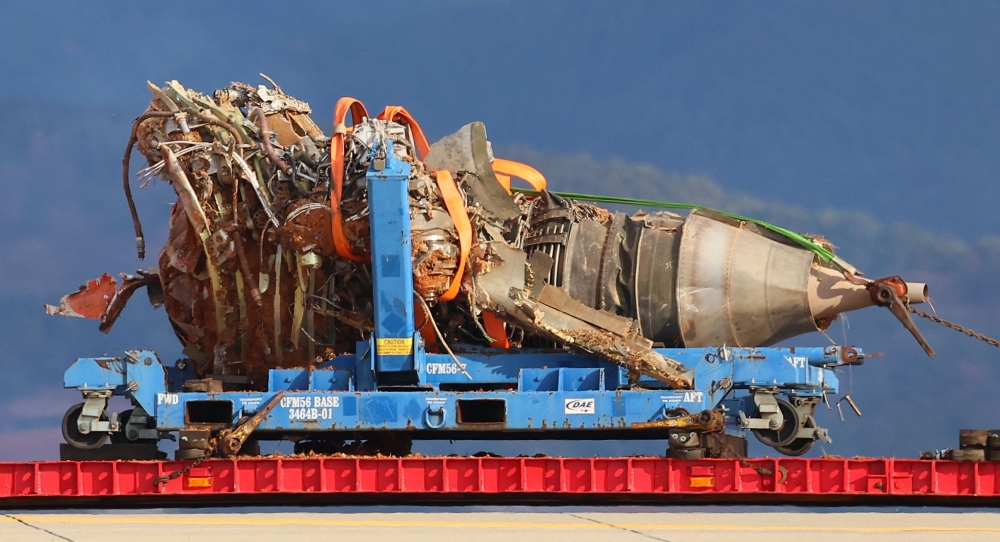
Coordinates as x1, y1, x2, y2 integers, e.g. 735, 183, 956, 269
62, 138, 861, 457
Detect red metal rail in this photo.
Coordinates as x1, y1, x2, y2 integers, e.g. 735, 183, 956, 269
2, 457, 999, 507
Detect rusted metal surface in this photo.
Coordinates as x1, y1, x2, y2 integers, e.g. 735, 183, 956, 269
869, 278, 935, 356
132, 79, 348, 386
631, 409, 725, 431
45, 272, 160, 333
838, 346, 861, 365
216, 391, 286, 457
45, 273, 118, 319
98, 271, 161, 332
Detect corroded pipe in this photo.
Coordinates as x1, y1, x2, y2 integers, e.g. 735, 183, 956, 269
249, 107, 292, 175
809, 268, 928, 322
123, 110, 176, 260
161, 145, 226, 335
907, 282, 928, 304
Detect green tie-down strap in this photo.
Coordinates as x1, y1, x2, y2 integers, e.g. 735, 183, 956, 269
511, 188, 859, 275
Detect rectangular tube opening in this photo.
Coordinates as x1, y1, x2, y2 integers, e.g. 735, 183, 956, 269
185, 400, 233, 425
456, 399, 506, 424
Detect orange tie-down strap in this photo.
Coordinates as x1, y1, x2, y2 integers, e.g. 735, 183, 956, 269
330, 97, 370, 262
419, 170, 507, 348
378, 107, 510, 346
421, 306, 508, 349
430, 170, 472, 303
377, 106, 431, 159
492, 158, 547, 192
482, 312, 510, 348
414, 301, 437, 347
330, 102, 529, 347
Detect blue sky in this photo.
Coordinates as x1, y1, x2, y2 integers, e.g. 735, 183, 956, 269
1, 0, 999, 460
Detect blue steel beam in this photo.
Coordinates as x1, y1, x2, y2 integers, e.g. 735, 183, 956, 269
367, 139, 418, 376
64, 350, 167, 416
132, 346, 843, 433
63, 345, 846, 435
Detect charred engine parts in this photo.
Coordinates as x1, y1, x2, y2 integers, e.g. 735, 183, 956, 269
47, 77, 934, 389
47, 76, 955, 461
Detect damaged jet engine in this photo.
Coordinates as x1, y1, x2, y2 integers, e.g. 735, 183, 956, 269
46, 77, 934, 391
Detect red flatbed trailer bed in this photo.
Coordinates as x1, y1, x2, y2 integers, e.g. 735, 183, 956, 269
2, 457, 999, 508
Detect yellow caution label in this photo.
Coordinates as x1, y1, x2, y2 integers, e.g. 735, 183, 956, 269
688, 476, 715, 488
377, 337, 413, 356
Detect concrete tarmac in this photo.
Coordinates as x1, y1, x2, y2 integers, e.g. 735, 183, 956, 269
3, 510, 1000, 542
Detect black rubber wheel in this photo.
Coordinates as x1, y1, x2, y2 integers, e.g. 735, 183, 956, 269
111, 408, 134, 444
752, 398, 800, 448
110, 409, 134, 444
774, 438, 815, 457
175, 447, 208, 460
667, 447, 705, 460
112, 408, 159, 445
62, 403, 109, 450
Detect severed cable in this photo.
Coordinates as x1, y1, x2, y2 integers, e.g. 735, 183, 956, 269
415, 295, 472, 379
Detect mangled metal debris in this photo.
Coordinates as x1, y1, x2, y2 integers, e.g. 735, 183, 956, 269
49, 76, 936, 391
45, 271, 161, 332
46, 273, 118, 320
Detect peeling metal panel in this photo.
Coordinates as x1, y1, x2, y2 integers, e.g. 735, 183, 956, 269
45, 273, 118, 320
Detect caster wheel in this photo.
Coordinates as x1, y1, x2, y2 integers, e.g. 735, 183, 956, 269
774, 438, 815, 457
668, 447, 705, 460
62, 403, 109, 450
110, 409, 134, 444
111, 409, 159, 446
175, 448, 208, 460
752, 398, 800, 448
